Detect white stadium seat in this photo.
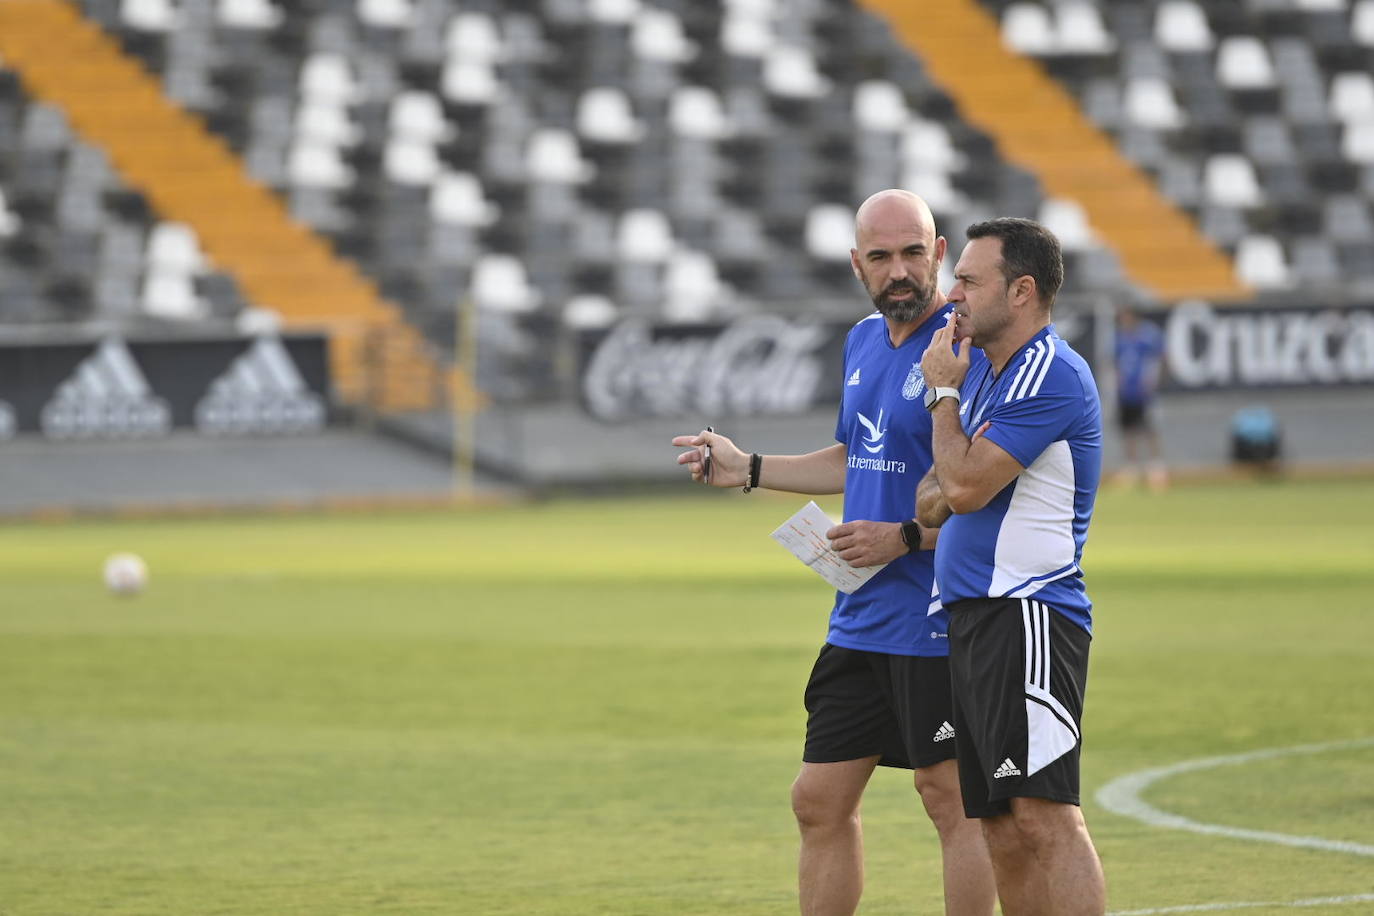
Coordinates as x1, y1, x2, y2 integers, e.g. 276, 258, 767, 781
526, 129, 594, 184
1328, 72, 1374, 123
121, 0, 178, 32
616, 209, 675, 262
763, 45, 830, 99
1204, 154, 1263, 207
1155, 1, 1214, 53
668, 86, 732, 140
804, 204, 856, 263
1235, 234, 1292, 288
663, 249, 725, 322
631, 8, 697, 63
1125, 78, 1186, 129
576, 88, 644, 144
388, 91, 455, 144
1038, 198, 1094, 251
471, 254, 541, 312
1216, 36, 1277, 90
358, 0, 414, 29
147, 222, 206, 274
430, 172, 500, 226
1056, 2, 1115, 55
217, 0, 282, 29
1001, 3, 1056, 55
383, 137, 442, 186
287, 140, 356, 189
853, 80, 909, 133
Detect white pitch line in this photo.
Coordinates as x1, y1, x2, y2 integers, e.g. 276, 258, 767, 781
1109, 893, 1374, 915
1096, 736, 1374, 857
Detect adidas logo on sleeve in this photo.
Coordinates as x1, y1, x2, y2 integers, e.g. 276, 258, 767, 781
993, 758, 1022, 779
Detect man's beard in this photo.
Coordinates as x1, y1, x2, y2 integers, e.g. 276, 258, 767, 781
872, 276, 934, 323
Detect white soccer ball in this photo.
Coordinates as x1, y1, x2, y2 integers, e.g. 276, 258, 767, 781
103, 552, 148, 596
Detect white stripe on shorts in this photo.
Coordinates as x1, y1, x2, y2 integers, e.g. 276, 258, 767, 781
1022, 599, 1079, 776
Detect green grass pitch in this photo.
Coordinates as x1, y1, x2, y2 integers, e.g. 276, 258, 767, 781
1, 477, 1372, 914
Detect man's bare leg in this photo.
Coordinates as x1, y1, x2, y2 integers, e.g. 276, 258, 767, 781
913, 759, 996, 916
792, 757, 879, 916
981, 798, 1105, 916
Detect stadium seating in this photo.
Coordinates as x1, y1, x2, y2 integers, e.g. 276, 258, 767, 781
0, 0, 1063, 360
6, 0, 1374, 404
981, 0, 1374, 298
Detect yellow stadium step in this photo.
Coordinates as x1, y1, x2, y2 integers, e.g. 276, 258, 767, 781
860, 0, 1250, 302
0, 0, 484, 412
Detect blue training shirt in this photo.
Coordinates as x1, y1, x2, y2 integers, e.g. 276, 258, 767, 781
1114, 320, 1164, 406
829, 306, 985, 656
934, 325, 1102, 633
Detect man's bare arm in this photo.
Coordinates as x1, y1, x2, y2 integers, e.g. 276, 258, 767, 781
673, 433, 847, 494
916, 467, 952, 529
753, 443, 848, 494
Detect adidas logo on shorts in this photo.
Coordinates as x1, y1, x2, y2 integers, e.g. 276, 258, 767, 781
933, 721, 955, 743
993, 758, 1022, 779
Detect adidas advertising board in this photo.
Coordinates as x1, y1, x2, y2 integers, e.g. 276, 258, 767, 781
40, 339, 171, 439
194, 337, 326, 435
0, 335, 330, 440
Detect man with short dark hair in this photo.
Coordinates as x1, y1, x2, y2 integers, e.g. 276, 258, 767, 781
918, 218, 1106, 916
674, 190, 995, 916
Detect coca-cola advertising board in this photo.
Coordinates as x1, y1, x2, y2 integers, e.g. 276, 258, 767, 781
579, 316, 850, 422
576, 313, 1102, 422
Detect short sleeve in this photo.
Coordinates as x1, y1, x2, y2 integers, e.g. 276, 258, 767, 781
980, 359, 1086, 469
835, 330, 854, 443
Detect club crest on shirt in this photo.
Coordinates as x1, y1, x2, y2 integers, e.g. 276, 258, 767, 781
901, 362, 925, 401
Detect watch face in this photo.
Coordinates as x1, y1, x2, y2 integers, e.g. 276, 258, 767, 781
924, 387, 957, 409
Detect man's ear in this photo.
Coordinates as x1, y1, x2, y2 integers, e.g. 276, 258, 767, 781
850, 249, 863, 283
934, 235, 947, 265
1011, 275, 1038, 309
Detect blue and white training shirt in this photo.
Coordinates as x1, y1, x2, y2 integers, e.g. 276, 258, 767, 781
829, 306, 985, 656
934, 325, 1102, 633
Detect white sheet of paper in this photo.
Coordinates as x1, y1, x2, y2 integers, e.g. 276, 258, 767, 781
769, 501, 887, 595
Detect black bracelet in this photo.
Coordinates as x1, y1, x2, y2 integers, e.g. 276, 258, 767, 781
743, 453, 762, 492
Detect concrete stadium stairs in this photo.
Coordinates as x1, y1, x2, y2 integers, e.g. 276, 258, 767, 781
863, 0, 1250, 302
0, 0, 483, 413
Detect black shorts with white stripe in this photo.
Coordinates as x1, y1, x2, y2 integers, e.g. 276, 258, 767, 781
946, 597, 1091, 818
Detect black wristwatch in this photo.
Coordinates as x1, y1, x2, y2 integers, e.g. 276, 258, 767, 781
900, 519, 922, 554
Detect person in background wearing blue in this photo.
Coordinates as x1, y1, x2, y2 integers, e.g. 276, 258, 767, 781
919, 218, 1106, 916
673, 190, 995, 916
1113, 304, 1168, 491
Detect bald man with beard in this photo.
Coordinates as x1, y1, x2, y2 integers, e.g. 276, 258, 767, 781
674, 191, 995, 916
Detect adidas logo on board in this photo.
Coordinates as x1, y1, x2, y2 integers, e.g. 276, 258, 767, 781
194, 336, 326, 436
40, 338, 170, 439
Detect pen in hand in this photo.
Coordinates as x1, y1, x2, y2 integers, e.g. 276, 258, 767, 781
702, 426, 713, 484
